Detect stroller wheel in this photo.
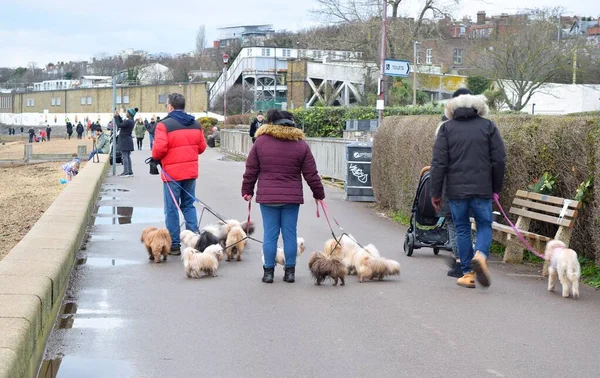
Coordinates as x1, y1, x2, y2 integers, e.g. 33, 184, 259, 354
404, 233, 414, 257
433, 247, 440, 255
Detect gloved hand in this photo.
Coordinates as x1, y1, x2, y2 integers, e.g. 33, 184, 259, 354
243, 194, 253, 202
431, 197, 443, 212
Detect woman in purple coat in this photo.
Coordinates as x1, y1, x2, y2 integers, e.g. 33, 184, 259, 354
242, 110, 325, 284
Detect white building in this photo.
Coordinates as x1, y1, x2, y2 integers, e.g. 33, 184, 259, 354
501, 81, 600, 114
33, 80, 77, 91
80, 76, 112, 88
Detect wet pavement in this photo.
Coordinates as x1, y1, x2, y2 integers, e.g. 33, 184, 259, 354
40, 142, 600, 377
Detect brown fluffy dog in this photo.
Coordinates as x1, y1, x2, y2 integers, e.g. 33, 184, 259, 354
224, 226, 247, 261
308, 251, 347, 286
140, 226, 171, 263
356, 254, 400, 283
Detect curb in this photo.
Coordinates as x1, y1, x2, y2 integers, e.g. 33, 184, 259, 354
0, 155, 109, 378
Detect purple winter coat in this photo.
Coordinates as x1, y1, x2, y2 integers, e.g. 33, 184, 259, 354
241, 123, 325, 204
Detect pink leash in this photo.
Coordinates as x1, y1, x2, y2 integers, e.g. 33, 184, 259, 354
493, 195, 545, 259
316, 199, 343, 236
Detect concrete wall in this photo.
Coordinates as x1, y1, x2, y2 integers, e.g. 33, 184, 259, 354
0, 156, 109, 378
501, 82, 600, 114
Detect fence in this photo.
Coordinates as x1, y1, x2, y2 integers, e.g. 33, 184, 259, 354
220, 130, 349, 181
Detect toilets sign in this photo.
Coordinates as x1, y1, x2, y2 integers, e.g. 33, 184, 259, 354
383, 59, 411, 77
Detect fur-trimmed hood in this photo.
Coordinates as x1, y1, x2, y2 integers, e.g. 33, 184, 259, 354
444, 94, 489, 121
255, 124, 305, 141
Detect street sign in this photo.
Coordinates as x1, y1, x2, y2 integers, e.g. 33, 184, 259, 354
384, 59, 411, 77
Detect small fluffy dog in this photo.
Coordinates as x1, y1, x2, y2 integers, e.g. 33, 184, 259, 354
544, 240, 581, 299
182, 245, 224, 278
355, 253, 401, 282
180, 230, 221, 252
308, 251, 347, 286
332, 235, 380, 275
141, 227, 171, 263
224, 226, 247, 261
262, 237, 305, 268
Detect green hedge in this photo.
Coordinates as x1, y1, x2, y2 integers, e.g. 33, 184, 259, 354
372, 114, 600, 266
291, 105, 443, 137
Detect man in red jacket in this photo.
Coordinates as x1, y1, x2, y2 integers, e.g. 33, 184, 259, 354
152, 93, 207, 255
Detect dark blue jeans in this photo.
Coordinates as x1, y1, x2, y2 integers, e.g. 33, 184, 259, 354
449, 198, 493, 274
88, 149, 104, 161
260, 204, 300, 268
163, 179, 198, 248
149, 134, 154, 150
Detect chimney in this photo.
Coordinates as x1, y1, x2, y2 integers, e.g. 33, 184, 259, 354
477, 11, 486, 25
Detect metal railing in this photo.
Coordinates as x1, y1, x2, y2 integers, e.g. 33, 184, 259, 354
220, 130, 349, 181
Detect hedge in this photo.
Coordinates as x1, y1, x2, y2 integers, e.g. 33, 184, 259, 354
290, 105, 444, 138
372, 114, 600, 266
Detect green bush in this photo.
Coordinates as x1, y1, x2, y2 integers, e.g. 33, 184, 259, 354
467, 76, 491, 95
372, 114, 600, 266
197, 117, 218, 136
291, 105, 443, 137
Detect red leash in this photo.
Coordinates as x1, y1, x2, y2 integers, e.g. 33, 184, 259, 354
246, 200, 252, 235
493, 195, 545, 259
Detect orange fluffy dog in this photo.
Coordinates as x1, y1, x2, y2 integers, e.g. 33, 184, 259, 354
224, 226, 247, 261
140, 226, 171, 263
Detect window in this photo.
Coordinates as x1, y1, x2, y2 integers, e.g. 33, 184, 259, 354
51, 98, 56, 106
261, 48, 270, 57
282, 49, 291, 57
87, 97, 92, 105
453, 48, 463, 65
56, 97, 61, 106
158, 94, 167, 104
459, 27, 465, 36
81, 97, 86, 105
247, 48, 253, 56
426, 49, 433, 65
116, 96, 122, 104
123, 95, 130, 104
26, 99, 35, 107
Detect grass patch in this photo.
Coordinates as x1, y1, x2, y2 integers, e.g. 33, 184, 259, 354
580, 257, 600, 288
489, 241, 505, 257
378, 206, 410, 226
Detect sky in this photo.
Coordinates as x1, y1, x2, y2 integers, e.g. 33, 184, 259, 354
0, 0, 598, 68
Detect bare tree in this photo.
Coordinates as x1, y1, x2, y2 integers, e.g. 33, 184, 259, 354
210, 85, 254, 115
196, 25, 207, 57
476, 16, 574, 111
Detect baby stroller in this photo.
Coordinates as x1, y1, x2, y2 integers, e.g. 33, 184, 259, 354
403, 166, 452, 256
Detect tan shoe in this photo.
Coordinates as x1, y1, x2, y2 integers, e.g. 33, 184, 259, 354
471, 251, 491, 287
457, 272, 476, 288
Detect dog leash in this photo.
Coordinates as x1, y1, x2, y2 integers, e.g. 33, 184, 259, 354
493, 195, 545, 259
316, 199, 365, 251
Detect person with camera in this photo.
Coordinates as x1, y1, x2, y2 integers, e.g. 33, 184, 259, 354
151, 93, 207, 255
115, 108, 137, 177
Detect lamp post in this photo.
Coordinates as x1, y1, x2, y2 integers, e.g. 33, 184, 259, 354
378, 0, 387, 128
222, 53, 230, 124
413, 41, 420, 106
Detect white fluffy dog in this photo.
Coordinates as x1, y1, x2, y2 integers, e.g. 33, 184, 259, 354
261, 237, 305, 268
544, 240, 581, 299
337, 235, 380, 275
181, 245, 223, 278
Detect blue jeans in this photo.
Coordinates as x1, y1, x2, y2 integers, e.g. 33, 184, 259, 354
149, 134, 154, 150
446, 217, 458, 259
260, 204, 300, 268
88, 149, 103, 161
449, 198, 493, 274
121, 151, 132, 175
163, 179, 198, 248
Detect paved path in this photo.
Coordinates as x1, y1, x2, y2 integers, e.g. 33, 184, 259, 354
41, 143, 600, 378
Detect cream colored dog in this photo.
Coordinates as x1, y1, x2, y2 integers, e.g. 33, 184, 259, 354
261, 237, 305, 268
544, 240, 581, 299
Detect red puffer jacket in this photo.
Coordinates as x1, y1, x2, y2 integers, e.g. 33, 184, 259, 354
242, 123, 325, 204
152, 111, 206, 182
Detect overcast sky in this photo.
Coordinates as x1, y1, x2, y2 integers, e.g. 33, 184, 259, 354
0, 0, 597, 68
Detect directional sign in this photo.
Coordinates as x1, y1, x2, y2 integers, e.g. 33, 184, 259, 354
384, 59, 411, 77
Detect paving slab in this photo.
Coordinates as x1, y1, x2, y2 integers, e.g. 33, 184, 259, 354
40, 143, 600, 378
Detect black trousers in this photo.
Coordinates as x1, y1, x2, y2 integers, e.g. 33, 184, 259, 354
137, 138, 143, 149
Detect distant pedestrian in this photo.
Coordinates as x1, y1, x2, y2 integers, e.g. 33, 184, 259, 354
20, 126, 24, 134
152, 93, 206, 255
249, 112, 264, 144
66, 122, 73, 139
134, 118, 146, 151
46, 124, 52, 141
28, 127, 35, 143
146, 117, 157, 150
430, 90, 507, 289
76, 122, 84, 139
40, 129, 47, 142
242, 109, 325, 284
115, 108, 137, 177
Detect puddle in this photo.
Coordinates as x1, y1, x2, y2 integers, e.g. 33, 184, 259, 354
98, 196, 122, 201
92, 206, 163, 225
77, 258, 142, 267
88, 234, 115, 241
100, 188, 130, 193
38, 356, 134, 378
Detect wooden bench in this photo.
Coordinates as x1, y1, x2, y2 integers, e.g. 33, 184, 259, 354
471, 190, 581, 270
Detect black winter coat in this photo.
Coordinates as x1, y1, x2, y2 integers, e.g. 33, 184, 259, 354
249, 118, 264, 138
76, 124, 84, 134
430, 95, 506, 200
116, 116, 135, 152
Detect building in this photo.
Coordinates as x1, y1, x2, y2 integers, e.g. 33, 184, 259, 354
0, 83, 209, 126
214, 25, 275, 48
33, 80, 77, 91
118, 48, 149, 59
115, 63, 173, 85
80, 76, 112, 88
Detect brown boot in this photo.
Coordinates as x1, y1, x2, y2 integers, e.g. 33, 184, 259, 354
471, 251, 491, 287
457, 272, 476, 288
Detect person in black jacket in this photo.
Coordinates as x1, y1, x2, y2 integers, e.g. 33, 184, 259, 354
249, 112, 264, 144
115, 108, 137, 177
66, 122, 73, 139
76, 122, 84, 139
146, 116, 157, 149
46, 124, 52, 141
430, 92, 506, 289
28, 127, 35, 143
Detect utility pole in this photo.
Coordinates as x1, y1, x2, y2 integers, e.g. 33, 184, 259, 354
572, 49, 577, 85
413, 41, 420, 106
111, 78, 117, 176
378, 0, 387, 128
